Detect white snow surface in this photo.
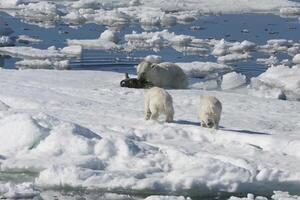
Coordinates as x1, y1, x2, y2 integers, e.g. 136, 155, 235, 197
0, 70, 299, 197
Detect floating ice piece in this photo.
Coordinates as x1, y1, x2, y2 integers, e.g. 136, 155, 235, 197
17, 35, 42, 44
144, 196, 191, 200
212, 39, 230, 56
124, 30, 194, 52
0, 0, 25, 9
250, 65, 300, 100
258, 39, 294, 54
212, 39, 256, 58
292, 54, 300, 64
67, 31, 119, 50
62, 10, 87, 25
16, 59, 70, 70
61, 45, 83, 57
257, 56, 279, 66
70, 0, 103, 9
91, 9, 130, 27
100, 29, 119, 43
0, 46, 81, 60
217, 53, 251, 64
0, 36, 14, 47
221, 72, 246, 90
229, 191, 300, 200
228, 40, 256, 52
0, 182, 39, 199
17, 2, 61, 22
280, 7, 300, 16
144, 55, 163, 63
177, 61, 233, 78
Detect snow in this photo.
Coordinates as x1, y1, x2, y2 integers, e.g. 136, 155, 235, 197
250, 65, 300, 100
221, 72, 247, 90
0, 69, 299, 197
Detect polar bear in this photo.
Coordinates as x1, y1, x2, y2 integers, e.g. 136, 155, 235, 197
199, 96, 222, 129
144, 87, 174, 122
137, 61, 188, 89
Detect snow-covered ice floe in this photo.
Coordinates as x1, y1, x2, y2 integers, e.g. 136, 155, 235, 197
0, 45, 82, 69
177, 61, 233, 78
249, 65, 300, 100
0, 69, 299, 197
0, 182, 39, 199
67, 29, 120, 50
0, 0, 299, 28
229, 191, 300, 200
221, 72, 247, 90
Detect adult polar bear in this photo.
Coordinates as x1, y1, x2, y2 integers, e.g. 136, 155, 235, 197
137, 61, 188, 89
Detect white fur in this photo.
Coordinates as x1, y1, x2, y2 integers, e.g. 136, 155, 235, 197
137, 61, 188, 89
199, 96, 222, 129
144, 87, 174, 122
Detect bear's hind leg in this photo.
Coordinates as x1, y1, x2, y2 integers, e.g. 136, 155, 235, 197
150, 108, 159, 121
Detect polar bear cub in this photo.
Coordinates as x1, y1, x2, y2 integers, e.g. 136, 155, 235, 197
144, 87, 174, 122
199, 96, 222, 129
137, 61, 188, 89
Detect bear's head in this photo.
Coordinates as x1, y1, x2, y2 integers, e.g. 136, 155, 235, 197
136, 61, 158, 81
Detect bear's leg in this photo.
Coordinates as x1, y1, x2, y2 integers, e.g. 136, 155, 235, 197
165, 110, 174, 123
145, 110, 151, 120
150, 108, 159, 121
213, 119, 219, 129
144, 99, 151, 120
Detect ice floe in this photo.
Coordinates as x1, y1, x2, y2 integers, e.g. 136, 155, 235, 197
221, 72, 247, 90
0, 182, 39, 199
217, 53, 252, 64
250, 65, 300, 100
177, 61, 233, 78
0, 69, 299, 197
229, 191, 300, 200
67, 29, 119, 50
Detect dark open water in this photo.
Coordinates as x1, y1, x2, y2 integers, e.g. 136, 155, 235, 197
1, 11, 300, 78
